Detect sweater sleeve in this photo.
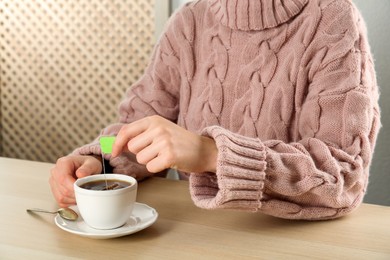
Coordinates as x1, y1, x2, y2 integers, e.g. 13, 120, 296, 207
73, 8, 184, 180
189, 1, 381, 220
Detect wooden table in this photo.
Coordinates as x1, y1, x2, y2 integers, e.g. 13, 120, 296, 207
1, 157, 389, 259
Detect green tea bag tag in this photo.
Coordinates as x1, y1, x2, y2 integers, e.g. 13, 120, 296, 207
99, 136, 116, 154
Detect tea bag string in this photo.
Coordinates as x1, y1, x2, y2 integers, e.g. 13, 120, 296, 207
101, 152, 108, 189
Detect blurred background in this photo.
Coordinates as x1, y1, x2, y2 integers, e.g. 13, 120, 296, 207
0, 0, 388, 206
0, 0, 164, 162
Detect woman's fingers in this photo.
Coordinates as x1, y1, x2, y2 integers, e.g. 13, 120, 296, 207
110, 115, 217, 174
112, 119, 150, 157
145, 151, 175, 173
136, 138, 173, 166
49, 155, 102, 207
49, 171, 76, 207
75, 156, 102, 178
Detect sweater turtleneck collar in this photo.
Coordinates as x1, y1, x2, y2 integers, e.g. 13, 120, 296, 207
208, 0, 309, 31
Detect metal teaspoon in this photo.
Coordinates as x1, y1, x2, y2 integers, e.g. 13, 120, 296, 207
26, 207, 78, 221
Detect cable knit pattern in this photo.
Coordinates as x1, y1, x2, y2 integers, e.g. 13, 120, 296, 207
74, 0, 381, 220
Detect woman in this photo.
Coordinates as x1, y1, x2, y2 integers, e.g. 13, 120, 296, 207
50, 0, 381, 220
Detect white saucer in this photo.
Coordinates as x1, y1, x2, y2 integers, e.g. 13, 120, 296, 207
55, 203, 158, 239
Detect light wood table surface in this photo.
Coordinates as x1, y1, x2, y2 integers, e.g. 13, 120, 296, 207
1, 157, 389, 259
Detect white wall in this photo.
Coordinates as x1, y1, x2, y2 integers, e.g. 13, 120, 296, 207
353, 0, 390, 206
171, 0, 192, 11
155, 0, 190, 39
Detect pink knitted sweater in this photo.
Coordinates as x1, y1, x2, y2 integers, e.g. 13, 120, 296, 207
76, 0, 381, 220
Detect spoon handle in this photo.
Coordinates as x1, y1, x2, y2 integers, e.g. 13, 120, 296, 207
26, 208, 57, 215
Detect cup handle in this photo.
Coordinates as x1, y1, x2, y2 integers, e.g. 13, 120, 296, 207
130, 216, 141, 225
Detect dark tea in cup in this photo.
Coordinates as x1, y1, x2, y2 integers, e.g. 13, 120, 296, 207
80, 179, 132, 191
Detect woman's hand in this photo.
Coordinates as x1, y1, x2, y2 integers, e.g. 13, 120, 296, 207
111, 115, 217, 174
49, 155, 102, 207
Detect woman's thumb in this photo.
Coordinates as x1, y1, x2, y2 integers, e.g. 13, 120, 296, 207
75, 157, 102, 178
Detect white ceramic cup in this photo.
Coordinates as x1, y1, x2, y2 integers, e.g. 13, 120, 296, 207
74, 174, 137, 230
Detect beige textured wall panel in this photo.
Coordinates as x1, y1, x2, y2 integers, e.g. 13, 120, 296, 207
0, 0, 156, 162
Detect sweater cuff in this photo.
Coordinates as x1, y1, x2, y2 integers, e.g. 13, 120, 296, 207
72, 142, 112, 162
189, 126, 267, 211
72, 142, 101, 156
